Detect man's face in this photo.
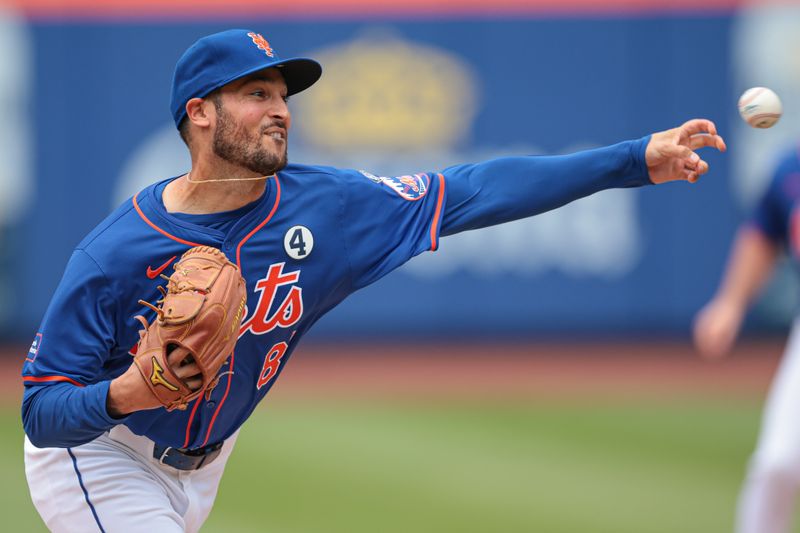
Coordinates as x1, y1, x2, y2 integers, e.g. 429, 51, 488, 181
211, 68, 291, 176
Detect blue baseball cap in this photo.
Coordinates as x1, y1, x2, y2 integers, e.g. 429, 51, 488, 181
170, 29, 322, 128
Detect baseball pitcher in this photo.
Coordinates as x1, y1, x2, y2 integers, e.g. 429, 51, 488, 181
22, 29, 726, 532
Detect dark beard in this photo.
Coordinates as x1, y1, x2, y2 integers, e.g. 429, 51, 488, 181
212, 102, 287, 176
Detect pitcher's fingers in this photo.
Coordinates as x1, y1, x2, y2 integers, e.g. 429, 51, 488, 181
173, 361, 201, 381
684, 158, 709, 174
184, 377, 203, 391
681, 118, 718, 137
167, 347, 201, 379
689, 133, 727, 152
664, 143, 700, 167
167, 346, 192, 366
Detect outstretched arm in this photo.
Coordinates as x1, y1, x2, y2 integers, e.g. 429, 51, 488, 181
693, 226, 780, 359
441, 119, 726, 235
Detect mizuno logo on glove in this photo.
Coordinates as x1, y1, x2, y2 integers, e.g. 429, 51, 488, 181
150, 356, 179, 391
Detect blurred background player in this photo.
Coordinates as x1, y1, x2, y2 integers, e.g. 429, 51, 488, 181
694, 142, 800, 533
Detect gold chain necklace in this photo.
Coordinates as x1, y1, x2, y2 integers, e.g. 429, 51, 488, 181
185, 172, 274, 183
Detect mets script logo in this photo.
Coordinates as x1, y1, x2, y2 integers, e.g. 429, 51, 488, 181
382, 173, 429, 201
239, 262, 303, 337
150, 356, 179, 391
247, 32, 274, 58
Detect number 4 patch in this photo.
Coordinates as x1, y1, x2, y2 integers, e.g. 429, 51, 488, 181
284, 226, 314, 260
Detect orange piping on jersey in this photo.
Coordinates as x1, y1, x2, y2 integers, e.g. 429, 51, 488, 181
200, 174, 281, 447
132, 193, 203, 247
235, 175, 282, 266
133, 190, 206, 448
134, 189, 202, 446
200, 349, 237, 447
429, 174, 446, 251
181, 396, 203, 449
23, 375, 85, 387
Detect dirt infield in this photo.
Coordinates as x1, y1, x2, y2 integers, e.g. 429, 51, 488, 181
265, 339, 785, 403
3, 339, 786, 405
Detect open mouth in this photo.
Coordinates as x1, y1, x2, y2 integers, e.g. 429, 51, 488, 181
265, 128, 286, 142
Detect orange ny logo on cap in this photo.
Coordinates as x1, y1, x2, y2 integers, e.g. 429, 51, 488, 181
247, 32, 274, 58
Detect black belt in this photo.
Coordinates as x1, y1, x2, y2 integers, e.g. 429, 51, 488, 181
153, 442, 223, 471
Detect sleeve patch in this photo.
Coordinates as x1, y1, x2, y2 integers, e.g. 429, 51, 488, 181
359, 170, 430, 201
25, 333, 43, 363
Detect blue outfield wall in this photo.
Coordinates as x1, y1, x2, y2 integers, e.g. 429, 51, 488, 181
3, 15, 752, 340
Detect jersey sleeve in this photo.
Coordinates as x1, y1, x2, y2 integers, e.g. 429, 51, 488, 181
339, 138, 650, 290
339, 170, 446, 289
21, 248, 124, 447
748, 155, 796, 245
440, 137, 651, 236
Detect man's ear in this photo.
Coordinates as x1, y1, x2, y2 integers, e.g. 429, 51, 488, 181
185, 97, 214, 129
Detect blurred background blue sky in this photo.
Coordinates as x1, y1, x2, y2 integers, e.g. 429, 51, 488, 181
1, 0, 798, 342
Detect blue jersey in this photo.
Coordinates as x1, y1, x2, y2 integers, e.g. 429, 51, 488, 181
22, 138, 650, 449
750, 145, 800, 254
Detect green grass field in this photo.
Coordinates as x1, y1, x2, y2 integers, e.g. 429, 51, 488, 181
0, 397, 766, 532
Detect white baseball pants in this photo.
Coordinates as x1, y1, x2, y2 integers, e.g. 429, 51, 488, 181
738, 317, 800, 533
24, 425, 237, 533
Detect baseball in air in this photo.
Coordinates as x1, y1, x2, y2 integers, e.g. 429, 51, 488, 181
738, 87, 782, 128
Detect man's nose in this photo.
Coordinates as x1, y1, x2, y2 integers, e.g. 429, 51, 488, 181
270, 99, 289, 120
